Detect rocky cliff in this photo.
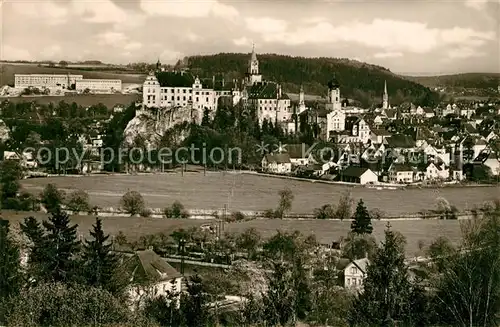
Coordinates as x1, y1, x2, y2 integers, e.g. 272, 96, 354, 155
122, 106, 196, 149
0, 119, 10, 143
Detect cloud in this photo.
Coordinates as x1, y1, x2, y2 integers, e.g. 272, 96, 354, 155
373, 51, 403, 59
186, 32, 200, 42
8, 1, 68, 25
2, 45, 32, 61
160, 49, 184, 63
71, 0, 128, 24
233, 37, 251, 47
251, 19, 495, 54
446, 47, 486, 59
40, 45, 62, 59
464, 0, 494, 10
95, 31, 128, 47
245, 17, 288, 34
140, 0, 238, 19
124, 42, 143, 51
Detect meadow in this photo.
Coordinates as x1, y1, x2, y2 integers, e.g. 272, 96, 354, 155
2, 210, 462, 257
0, 63, 146, 85
21, 172, 500, 216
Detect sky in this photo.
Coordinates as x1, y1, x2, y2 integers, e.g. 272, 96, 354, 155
1, 0, 499, 75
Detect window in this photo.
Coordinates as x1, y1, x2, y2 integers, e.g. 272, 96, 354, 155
206, 97, 209, 102
177, 96, 180, 100
347, 278, 351, 285
196, 97, 199, 102
171, 96, 174, 101
352, 279, 357, 286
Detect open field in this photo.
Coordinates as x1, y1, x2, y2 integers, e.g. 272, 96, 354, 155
20, 172, 500, 216
0, 63, 146, 85
2, 211, 210, 242
2, 93, 141, 107
1, 210, 462, 257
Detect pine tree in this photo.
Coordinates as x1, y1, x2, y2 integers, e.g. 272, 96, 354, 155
349, 223, 412, 326
82, 217, 123, 295
40, 183, 65, 214
350, 199, 373, 235
0, 218, 21, 318
20, 216, 47, 279
181, 275, 209, 327
264, 261, 295, 326
201, 108, 211, 127
42, 209, 80, 283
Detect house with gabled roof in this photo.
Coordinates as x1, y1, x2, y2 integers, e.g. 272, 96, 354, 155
336, 258, 370, 291
339, 166, 378, 184
388, 163, 414, 183
261, 153, 292, 174
370, 128, 392, 144
122, 249, 183, 306
283, 144, 315, 167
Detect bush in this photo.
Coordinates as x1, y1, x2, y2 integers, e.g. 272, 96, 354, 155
66, 189, 90, 213
163, 201, 189, 219
40, 184, 65, 213
6, 283, 132, 327
115, 231, 127, 245
314, 204, 335, 219
231, 211, 246, 222
263, 209, 279, 219
120, 191, 145, 216
140, 208, 152, 218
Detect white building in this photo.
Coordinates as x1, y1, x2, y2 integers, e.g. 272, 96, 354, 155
14, 74, 83, 90
142, 72, 223, 118
261, 153, 292, 174
123, 249, 183, 307
75, 79, 122, 93
248, 82, 292, 124
343, 258, 369, 290
325, 78, 346, 138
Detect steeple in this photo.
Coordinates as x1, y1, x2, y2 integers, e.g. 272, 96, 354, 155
251, 43, 257, 62
156, 57, 161, 71
383, 80, 389, 109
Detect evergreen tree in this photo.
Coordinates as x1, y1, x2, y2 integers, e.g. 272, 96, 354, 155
19, 216, 46, 280
201, 108, 211, 127
0, 218, 21, 323
264, 261, 295, 326
351, 199, 373, 235
293, 256, 312, 321
181, 274, 209, 327
349, 223, 412, 326
82, 218, 123, 296
41, 209, 80, 283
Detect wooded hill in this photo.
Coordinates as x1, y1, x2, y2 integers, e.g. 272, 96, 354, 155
404, 73, 500, 89
186, 53, 441, 108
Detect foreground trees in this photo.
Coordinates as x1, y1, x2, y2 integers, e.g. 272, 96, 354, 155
429, 204, 500, 327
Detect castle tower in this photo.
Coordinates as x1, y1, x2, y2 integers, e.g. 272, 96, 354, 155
156, 58, 161, 71
247, 44, 262, 85
383, 80, 389, 109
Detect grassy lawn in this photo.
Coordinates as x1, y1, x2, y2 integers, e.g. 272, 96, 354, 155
21, 173, 500, 216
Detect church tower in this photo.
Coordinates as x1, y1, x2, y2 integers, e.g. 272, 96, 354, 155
383, 80, 389, 109
298, 84, 306, 114
328, 77, 341, 111
247, 44, 262, 85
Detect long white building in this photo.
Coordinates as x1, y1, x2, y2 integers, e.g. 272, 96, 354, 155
14, 74, 122, 93
14, 74, 83, 90
75, 79, 122, 93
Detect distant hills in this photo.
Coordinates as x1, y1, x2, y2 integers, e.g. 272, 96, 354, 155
403, 73, 500, 89
186, 53, 441, 108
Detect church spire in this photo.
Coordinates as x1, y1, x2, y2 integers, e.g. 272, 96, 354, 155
250, 43, 257, 62
383, 80, 389, 109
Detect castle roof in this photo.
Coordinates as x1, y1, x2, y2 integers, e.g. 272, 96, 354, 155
156, 71, 194, 88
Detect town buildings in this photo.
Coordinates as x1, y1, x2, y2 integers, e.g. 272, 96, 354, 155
75, 79, 122, 93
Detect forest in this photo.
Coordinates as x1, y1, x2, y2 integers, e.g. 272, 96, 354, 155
186, 53, 441, 108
